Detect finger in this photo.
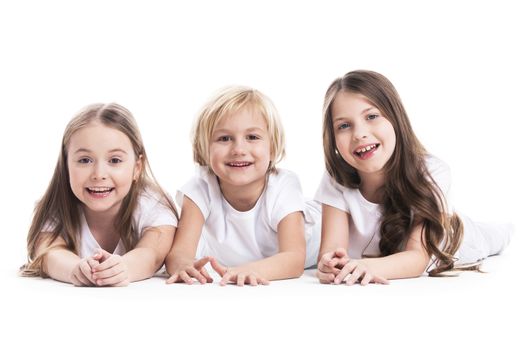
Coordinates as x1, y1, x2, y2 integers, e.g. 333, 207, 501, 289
77, 270, 95, 286
71, 272, 84, 286
258, 277, 270, 285
96, 270, 127, 286
334, 247, 348, 258
334, 261, 357, 284
360, 272, 373, 286
237, 274, 246, 287
92, 248, 112, 262
248, 274, 258, 286
318, 262, 341, 274
93, 255, 121, 272
209, 257, 227, 276
345, 267, 363, 286
194, 256, 210, 270
92, 264, 124, 280
179, 270, 194, 285
316, 269, 335, 284
373, 275, 390, 285
166, 273, 179, 284
319, 251, 336, 266
79, 261, 96, 284
200, 267, 213, 283
220, 272, 233, 286
87, 257, 100, 270
187, 267, 207, 284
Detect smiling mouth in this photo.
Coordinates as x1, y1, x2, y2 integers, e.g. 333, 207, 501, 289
354, 144, 380, 159
227, 162, 253, 167
86, 187, 114, 195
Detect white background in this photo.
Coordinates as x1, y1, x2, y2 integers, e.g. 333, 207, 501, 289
1, 1, 523, 349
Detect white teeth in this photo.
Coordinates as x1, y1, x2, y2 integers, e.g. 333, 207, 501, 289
229, 162, 251, 167
356, 144, 377, 154
88, 187, 112, 192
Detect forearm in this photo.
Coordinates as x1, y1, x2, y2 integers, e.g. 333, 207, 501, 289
42, 249, 81, 284
122, 247, 164, 282
361, 250, 430, 280
241, 251, 305, 281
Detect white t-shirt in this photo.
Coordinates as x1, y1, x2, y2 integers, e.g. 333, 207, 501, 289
43, 190, 178, 258
314, 156, 510, 264
178, 166, 320, 267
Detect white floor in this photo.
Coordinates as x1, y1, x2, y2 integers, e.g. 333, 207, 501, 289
3, 230, 522, 350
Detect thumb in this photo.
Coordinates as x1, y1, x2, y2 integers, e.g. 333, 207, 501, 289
209, 257, 227, 276
334, 247, 348, 258
194, 256, 210, 270
93, 248, 111, 262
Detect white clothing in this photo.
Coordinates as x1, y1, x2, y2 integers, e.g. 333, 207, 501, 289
178, 166, 320, 268
314, 156, 511, 265
77, 191, 178, 258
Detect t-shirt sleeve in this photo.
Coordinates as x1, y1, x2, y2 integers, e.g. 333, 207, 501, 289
268, 171, 306, 230
177, 176, 211, 219
314, 170, 349, 213
136, 191, 178, 232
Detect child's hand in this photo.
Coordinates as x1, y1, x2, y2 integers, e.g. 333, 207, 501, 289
317, 248, 350, 284
90, 249, 130, 287
334, 259, 389, 286
166, 256, 213, 285
209, 257, 269, 286
70, 257, 99, 286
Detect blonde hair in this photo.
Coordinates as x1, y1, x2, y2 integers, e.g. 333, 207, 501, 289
21, 103, 178, 277
192, 86, 285, 172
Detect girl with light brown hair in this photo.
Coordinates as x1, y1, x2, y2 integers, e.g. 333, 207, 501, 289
21, 103, 178, 286
316, 70, 511, 284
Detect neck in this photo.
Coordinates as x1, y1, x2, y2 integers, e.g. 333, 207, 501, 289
219, 175, 267, 212
83, 205, 119, 234
358, 171, 385, 204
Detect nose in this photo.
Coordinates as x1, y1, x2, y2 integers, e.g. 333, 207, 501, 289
352, 121, 369, 141
231, 139, 247, 155
91, 161, 107, 181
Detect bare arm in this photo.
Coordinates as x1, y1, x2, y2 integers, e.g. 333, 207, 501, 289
121, 224, 176, 282
36, 235, 97, 286
165, 196, 212, 284
360, 224, 430, 279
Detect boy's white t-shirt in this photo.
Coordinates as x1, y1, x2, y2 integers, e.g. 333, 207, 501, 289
178, 166, 320, 267
314, 156, 510, 264
78, 191, 178, 258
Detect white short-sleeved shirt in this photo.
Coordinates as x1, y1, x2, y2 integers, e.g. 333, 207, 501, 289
178, 166, 320, 267
44, 190, 178, 258
314, 156, 509, 264
78, 191, 178, 258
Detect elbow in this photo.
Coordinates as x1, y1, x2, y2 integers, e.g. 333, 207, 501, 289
289, 251, 306, 278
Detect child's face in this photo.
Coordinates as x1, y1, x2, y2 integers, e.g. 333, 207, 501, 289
67, 121, 142, 217
209, 107, 271, 191
331, 91, 396, 179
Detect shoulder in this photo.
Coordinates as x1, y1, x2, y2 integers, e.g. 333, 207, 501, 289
267, 168, 302, 191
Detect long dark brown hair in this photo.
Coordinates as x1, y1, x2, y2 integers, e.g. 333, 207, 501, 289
322, 70, 464, 275
21, 103, 178, 277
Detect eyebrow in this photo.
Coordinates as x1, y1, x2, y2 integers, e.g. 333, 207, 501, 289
74, 148, 129, 154
213, 127, 265, 134
333, 107, 376, 122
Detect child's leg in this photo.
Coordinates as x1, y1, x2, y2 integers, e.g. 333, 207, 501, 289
456, 215, 513, 264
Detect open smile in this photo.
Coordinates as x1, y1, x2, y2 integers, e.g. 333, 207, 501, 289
86, 186, 114, 198
353, 143, 380, 159
226, 161, 253, 168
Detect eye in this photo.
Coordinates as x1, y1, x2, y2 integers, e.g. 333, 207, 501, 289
109, 157, 122, 164
246, 134, 260, 141
337, 122, 351, 130
217, 136, 232, 142
367, 114, 380, 120
78, 157, 92, 164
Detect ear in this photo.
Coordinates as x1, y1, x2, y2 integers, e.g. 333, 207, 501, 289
133, 154, 143, 181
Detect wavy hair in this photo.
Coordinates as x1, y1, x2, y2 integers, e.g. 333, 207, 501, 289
322, 70, 464, 275
21, 103, 178, 277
